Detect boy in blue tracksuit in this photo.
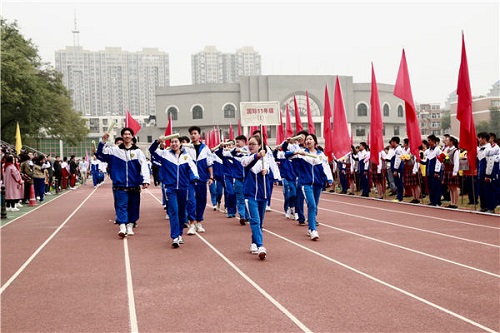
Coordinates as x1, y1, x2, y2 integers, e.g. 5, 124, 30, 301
98, 128, 150, 238
150, 137, 199, 247
214, 141, 237, 218
273, 148, 297, 219
186, 126, 214, 235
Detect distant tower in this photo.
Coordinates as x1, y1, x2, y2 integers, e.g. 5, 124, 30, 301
72, 10, 79, 47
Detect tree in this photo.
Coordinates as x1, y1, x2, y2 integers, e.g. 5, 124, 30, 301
1, 18, 88, 147
441, 111, 451, 132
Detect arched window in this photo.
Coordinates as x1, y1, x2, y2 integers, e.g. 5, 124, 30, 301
167, 107, 178, 121
357, 103, 368, 117
397, 105, 404, 117
223, 103, 236, 118
383, 104, 390, 117
192, 105, 203, 120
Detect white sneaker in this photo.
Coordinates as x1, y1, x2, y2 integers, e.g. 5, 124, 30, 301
196, 222, 205, 233
126, 223, 134, 236
6, 207, 11, 212
187, 224, 196, 235
118, 224, 127, 238
178, 236, 184, 244
10, 207, 20, 212
165, 213, 169, 220
172, 237, 180, 248
285, 208, 291, 219
310, 230, 319, 241
294, 213, 299, 220
16, 203, 23, 208
266, 206, 272, 212
257, 246, 267, 260
250, 243, 258, 254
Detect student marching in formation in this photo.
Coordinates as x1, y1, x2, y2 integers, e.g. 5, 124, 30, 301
285, 133, 333, 240
149, 135, 199, 248
239, 135, 270, 260
98, 128, 150, 238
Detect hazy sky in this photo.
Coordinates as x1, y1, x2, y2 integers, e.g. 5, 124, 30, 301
2, 0, 499, 104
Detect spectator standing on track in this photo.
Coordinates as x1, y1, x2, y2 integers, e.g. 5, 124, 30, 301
186, 126, 214, 236
61, 157, 69, 190
240, 135, 269, 260
79, 158, 89, 185
19, 152, 33, 204
442, 136, 460, 209
150, 136, 199, 248
53, 156, 62, 192
354, 142, 370, 197
3, 154, 24, 211
32, 154, 46, 203
422, 134, 442, 207
388, 137, 404, 203
97, 128, 150, 238
69, 155, 78, 189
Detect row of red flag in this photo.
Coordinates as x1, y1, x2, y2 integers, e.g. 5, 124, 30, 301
124, 34, 476, 169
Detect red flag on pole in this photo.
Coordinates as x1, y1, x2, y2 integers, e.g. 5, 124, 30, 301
276, 109, 284, 146
369, 63, 384, 165
293, 95, 304, 133
323, 84, 334, 160
306, 91, 315, 134
237, 119, 242, 137
204, 130, 210, 148
164, 112, 173, 145
285, 104, 294, 139
229, 123, 235, 140
332, 77, 352, 159
456, 33, 477, 171
125, 111, 142, 136
393, 49, 422, 159
249, 126, 259, 137
262, 125, 268, 145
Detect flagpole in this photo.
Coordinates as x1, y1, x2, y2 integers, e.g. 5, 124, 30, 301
260, 124, 267, 199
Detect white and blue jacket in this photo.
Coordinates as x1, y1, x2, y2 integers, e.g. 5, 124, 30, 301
97, 142, 150, 188
149, 141, 199, 190
241, 153, 271, 200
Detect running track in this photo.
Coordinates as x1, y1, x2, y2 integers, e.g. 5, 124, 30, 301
1, 181, 499, 332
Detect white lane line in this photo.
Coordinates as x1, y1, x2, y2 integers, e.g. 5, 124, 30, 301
264, 228, 498, 333
318, 205, 499, 248
320, 194, 500, 230
123, 238, 139, 333
0, 189, 73, 229
319, 223, 500, 278
272, 198, 499, 248
145, 190, 311, 331
0, 189, 96, 294
196, 234, 312, 333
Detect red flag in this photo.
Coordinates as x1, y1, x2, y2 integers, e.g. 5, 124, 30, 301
456, 33, 477, 171
322, 84, 334, 160
204, 130, 211, 148
237, 119, 242, 137
393, 49, 422, 159
249, 126, 259, 137
285, 104, 294, 138
332, 77, 351, 159
229, 123, 235, 140
164, 112, 173, 145
293, 95, 304, 133
369, 64, 384, 165
276, 109, 284, 146
125, 111, 141, 136
262, 125, 268, 146
306, 91, 315, 134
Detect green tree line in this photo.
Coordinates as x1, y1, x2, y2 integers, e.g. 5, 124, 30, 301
1, 18, 88, 147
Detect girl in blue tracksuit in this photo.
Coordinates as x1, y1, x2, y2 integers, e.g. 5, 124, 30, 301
240, 135, 270, 260
290, 134, 333, 240
150, 137, 199, 248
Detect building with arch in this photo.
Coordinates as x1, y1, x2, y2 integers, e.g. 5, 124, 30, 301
148, 75, 407, 148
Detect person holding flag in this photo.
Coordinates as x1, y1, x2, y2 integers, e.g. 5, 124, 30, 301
97, 127, 150, 238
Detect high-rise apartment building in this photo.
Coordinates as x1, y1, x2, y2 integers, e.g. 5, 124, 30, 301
55, 46, 170, 117
417, 103, 443, 136
191, 46, 261, 84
